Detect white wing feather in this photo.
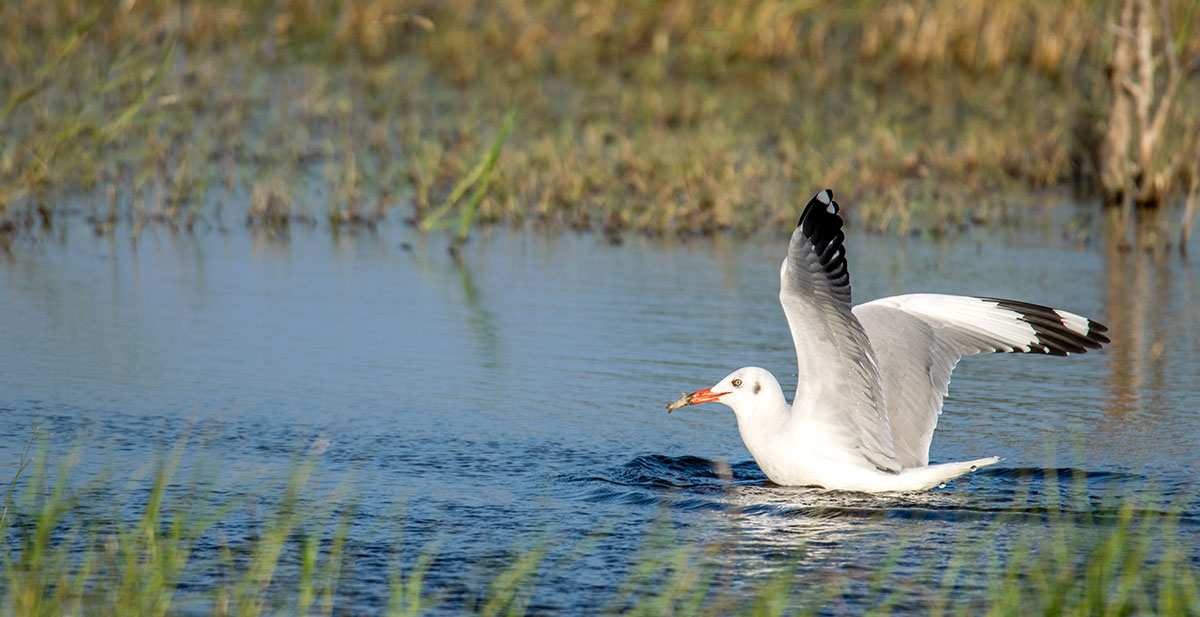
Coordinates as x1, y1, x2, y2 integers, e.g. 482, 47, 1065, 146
780, 191, 899, 473
853, 293, 1109, 467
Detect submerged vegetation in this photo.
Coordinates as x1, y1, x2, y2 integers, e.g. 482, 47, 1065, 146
1, 0, 1199, 242
2, 432, 1199, 616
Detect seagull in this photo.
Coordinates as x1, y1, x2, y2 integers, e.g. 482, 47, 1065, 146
667, 189, 1109, 492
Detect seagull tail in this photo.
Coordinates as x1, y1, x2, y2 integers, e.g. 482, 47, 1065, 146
894, 456, 1001, 491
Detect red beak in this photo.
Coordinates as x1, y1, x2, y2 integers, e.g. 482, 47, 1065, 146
687, 387, 729, 404
666, 387, 729, 413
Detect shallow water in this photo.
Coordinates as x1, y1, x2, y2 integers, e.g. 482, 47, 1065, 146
2, 217, 1198, 613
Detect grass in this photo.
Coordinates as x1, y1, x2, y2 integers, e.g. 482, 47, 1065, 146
2, 429, 1199, 616
419, 109, 517, 245
0, 421, 39, 532
1, 1, 1198, 244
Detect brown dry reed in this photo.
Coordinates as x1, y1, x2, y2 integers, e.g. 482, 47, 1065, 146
1, 0, 1198, 240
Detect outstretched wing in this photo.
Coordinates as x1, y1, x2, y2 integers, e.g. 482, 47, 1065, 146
853, 293, 1109, 467
781, 190, 899, 473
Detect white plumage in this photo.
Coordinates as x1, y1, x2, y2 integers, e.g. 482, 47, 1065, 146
669, 189, 1109, 492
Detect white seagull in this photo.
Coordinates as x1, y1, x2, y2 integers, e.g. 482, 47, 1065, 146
667, 189, 1109, 492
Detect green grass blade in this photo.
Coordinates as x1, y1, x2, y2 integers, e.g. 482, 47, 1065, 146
419, 109, 515, 233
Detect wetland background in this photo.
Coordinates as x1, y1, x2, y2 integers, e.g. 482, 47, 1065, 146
2, 0, 1199, 240
3, 1, 1200, 615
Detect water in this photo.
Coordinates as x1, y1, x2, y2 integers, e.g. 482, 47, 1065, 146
2, 219, 1199, 613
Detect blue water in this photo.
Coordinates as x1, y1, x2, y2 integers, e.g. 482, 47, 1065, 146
2, 218, 1198, 613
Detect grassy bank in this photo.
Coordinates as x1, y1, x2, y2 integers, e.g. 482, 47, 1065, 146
3, 436, 1199, 616
1, 1, 1199, 241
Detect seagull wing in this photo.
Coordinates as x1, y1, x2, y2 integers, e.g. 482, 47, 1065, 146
780, 190, 899, 473
853, 293, 1109, 467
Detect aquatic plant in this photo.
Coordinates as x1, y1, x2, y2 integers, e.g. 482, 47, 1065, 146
0, 422, 38, 532
419, 109, 516, 244
2, 431, 1198, 616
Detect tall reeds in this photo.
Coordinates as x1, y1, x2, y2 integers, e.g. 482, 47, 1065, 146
1, 1, 1198, 239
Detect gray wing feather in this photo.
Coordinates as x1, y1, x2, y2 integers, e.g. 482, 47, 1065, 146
853, 293, 1109, 468
781, 191, 899, 473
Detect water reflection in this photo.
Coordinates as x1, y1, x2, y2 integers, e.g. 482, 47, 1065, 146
1101, 207, 1198, 436
450, 248, 501, 372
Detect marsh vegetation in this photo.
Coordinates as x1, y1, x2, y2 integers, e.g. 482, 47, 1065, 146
2, 0, 1199, 242
4, 431, 1199, 616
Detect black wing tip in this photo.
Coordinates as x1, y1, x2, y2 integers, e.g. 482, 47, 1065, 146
795, 188, 849, 289
1086, 320, 1111, 346
796, 189, 844, 252
797, 189, 838, 228
982, 297, 1111, 356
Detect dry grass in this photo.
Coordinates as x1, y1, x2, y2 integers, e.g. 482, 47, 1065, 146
1, 0, 1198, 240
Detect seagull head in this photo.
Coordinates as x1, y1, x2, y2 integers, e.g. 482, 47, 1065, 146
667, 367, 780, 416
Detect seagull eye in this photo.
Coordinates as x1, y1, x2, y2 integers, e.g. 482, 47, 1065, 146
732, 378, 743, 387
